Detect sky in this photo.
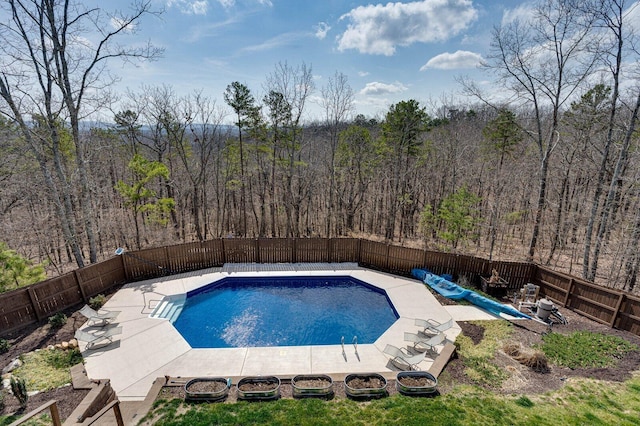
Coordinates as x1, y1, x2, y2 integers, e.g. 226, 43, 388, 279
95, 0, 534, 122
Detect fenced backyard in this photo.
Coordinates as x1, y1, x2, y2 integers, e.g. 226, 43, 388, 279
0, 238, 638, 336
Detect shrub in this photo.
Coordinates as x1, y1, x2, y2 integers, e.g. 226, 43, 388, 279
502, 342, 522, 358
88, 294, 106, 310
519, 350, 549, 373
515, 395, 534, 408
0, 338, 10, 354
504, 342, 549, 373
46, 347, 83, 369
48, 313, 67, 329
10, 376, 28, 407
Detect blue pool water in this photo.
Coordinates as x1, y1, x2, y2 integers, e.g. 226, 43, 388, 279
173, 276, 399, 348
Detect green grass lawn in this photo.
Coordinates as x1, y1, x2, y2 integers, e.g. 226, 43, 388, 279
141, 325, 640, 426
141, 374, 640, 426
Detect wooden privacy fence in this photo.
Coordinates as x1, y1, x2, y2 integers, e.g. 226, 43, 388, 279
0, 238, 638, 337
535, 266, 640, 335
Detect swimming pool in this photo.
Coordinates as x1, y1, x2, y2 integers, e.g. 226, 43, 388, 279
173, 276, 399, 348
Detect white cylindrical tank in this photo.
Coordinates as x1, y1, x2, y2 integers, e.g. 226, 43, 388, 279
536, 298, 554, 322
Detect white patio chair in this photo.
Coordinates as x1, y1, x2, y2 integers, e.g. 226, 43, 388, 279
79, 304, 120, 327
383, 344, 427, 371
404, 331, 446, 354
74, 326, 123, 349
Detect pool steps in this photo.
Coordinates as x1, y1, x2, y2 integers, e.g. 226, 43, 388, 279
150, 295, 186, 323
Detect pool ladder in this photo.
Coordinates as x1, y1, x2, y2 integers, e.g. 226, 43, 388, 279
341, 336, 360, 362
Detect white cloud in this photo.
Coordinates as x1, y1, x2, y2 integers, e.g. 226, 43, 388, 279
358, 71, 370, 77
241, 32, 308, 53
359, 81, 408, 96
217, 0, 235, 8
315, 22, 331, 40
110, 17, 136, 32
337, 0, 478, 56
420, 50, 483, 70
501, 4, 534, 26
167, 0, 210, 14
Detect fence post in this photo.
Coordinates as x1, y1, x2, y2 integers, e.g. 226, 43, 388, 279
74, 270, 88, 303
562, 278, 574, 307
26, 287, 43, 322
221, 238, 227, 265
119, 251, 129, 283
292, 238, 297, 263
255, 239, 261, 263
610, 293, 625, 328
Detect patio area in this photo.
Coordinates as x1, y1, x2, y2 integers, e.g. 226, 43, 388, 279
79, 264, 466, 401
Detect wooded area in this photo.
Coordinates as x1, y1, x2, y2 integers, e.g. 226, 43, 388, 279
1, 0, 640, 295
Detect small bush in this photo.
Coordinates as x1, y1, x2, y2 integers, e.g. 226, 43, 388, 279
502, 342, 522, 358
88, 294, 106, 310
46, 347, 83, 369
515, 395, 534, 408
10, 376, 28, 407
0, 338, 10, 354
48, 313, 67, 329
519, 350, 549, 373
504, 342, 549, 373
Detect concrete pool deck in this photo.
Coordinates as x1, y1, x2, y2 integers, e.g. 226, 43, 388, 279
80, 264, 469, 401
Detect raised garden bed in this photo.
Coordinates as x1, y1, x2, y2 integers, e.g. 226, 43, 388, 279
344, 373, 387, 399
184, 377, 231, 402
237, 376, 281, 401
395, 371, 438, 396
291, 374, 334, 398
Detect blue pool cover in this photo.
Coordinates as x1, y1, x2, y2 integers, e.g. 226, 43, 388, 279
412, 268, 531, 319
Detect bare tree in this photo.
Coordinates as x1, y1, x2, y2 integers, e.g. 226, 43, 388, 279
482, 0, 598, 261
583, 0, 637, 280
319, 71, 354, 237
264, 62, 315, 237
0, 0, 162, 267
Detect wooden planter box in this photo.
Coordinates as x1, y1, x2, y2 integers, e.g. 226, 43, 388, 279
291, 374, 334, 398
395, 371, 438, 396
237, 376, 281, 401
344, 373, 387, 399
184, 377, 231, 402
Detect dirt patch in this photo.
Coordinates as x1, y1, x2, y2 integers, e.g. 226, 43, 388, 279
441, 306, 640, 395
458, 321, 485, 344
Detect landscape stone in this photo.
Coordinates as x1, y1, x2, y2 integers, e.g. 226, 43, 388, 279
1, 358, 21, 374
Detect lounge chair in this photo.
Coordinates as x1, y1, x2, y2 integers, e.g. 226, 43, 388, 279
74, 326, 123, 349
414, 317, 453, 336
404, 331, 446, 354
383, 344, 427, 371
79, 304, 120, 327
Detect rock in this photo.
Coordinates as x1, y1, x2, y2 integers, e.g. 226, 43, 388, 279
47, 345, 55, 350
55, 343, 62, 349
2, 358, 22, 374
69, 339, 78, 348
2, 377, 11, 389
61, 341, 69, 349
